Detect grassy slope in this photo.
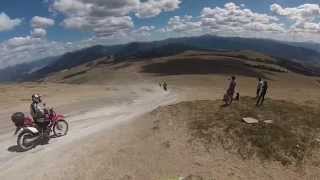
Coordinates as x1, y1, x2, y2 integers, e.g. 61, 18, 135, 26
151, 97, 320, 167
43, 50, 287, 84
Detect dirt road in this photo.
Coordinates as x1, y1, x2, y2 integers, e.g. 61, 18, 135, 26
0, 84, 176, 180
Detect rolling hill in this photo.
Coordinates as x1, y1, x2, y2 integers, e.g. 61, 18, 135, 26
2, 35, 320, 82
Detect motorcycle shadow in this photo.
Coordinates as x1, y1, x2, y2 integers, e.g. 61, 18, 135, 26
7, 145, 24, 152
7, 135, 55, 153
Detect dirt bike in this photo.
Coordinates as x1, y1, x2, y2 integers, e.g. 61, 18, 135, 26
11, 108, 68, 151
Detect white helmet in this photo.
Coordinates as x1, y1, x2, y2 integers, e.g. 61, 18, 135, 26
32, 94, 41, 103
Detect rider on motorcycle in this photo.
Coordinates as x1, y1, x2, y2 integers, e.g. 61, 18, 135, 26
30, 94, 50, 138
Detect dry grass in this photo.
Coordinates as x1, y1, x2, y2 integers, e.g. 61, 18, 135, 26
63, 70, 88, 79
154, 97, 320, 166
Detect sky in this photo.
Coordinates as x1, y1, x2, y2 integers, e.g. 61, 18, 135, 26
1, 0, 320, 68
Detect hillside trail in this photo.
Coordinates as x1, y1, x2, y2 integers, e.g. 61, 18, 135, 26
0, 84, 176, 180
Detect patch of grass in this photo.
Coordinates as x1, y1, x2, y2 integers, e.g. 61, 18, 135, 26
63, 70, 87, 79
182, 97, 320, 166
245, 63, 287, 73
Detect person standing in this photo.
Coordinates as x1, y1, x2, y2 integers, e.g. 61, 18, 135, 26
163, 81, 168, 91
256, 81, 268, 106
256, 77, 264, 98
225, 76, 237, 105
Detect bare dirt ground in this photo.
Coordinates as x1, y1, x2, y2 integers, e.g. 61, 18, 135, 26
0, 82, 176, 180
0, 52, 320, 180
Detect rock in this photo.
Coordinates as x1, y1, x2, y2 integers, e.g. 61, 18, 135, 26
242, 117, 259, 124
263, 120, 273, 124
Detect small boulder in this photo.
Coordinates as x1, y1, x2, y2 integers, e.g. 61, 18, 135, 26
263, 120, 273, 124
242, 117, 259, 124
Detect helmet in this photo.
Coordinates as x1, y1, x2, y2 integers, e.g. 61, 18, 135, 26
32, 94, 41, 103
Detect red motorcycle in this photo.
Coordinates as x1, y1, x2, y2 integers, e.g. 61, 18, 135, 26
11, 108, 69, 151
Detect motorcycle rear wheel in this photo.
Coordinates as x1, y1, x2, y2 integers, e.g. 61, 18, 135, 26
17, 130, 37, 151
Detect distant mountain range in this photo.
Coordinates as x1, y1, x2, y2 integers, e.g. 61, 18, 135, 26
0, 56, 59, 82
1, 35, 320, 82
286, 41, 320, 53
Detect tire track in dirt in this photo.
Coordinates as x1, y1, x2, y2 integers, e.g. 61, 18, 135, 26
0, 86, 176, 180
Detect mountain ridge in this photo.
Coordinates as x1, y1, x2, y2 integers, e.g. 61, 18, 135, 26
2, 35, 320, 82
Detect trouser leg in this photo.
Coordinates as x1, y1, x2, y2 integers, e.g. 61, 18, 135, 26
261, 93, 266, 105
256, 95, 261, 106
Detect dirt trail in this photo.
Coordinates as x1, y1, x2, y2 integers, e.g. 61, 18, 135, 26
0, 84, 176, 180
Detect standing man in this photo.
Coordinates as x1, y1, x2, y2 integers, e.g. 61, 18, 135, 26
163, 81, 168, 91
256, 81, 268, 106
225, 76, 237, 105
256, 77, 264, 98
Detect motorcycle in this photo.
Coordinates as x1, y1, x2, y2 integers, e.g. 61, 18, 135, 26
11, 108, 69, 151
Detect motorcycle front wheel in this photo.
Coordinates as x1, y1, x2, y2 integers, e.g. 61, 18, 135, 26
53, 120, 69, 137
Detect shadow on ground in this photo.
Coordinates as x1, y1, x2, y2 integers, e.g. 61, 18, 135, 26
141, 58, 269, 79
7, 135, 57, 153
7, 145, 23, 153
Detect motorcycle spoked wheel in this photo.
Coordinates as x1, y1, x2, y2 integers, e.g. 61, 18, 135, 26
53, 120, 69, 137
17, 130, 37, 151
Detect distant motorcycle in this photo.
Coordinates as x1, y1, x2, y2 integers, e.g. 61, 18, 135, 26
11, 108, 68, 151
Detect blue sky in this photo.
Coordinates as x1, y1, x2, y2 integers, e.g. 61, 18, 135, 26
1, 0, 320, 68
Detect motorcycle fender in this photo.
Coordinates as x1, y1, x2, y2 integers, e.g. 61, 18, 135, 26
56, 115, 64, 121
24, 127, 39, 134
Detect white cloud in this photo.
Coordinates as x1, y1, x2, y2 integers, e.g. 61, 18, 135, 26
62, 16, 134, 37
52, 0, 92, 16
51, 0, 181, 37
201, 3, 284, 34
6, 36, 41, 49
271, 3, 320, 34
31, 16, 55, 29
62, 16, 91, 30
136, 0, 181, 18
162, 2, 285, 38
0, 36, 84, 68
0, 12, 22, 32
271, 3, 320, 22
93, 16, 134, 37
31, 28, 47, 38
131, 26, 155, 37
165, 15, 202, 34
133, 26, 155, 33
0, 14, 58, 68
